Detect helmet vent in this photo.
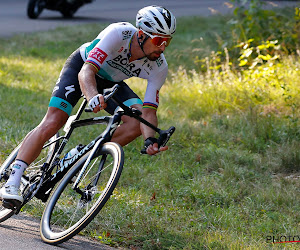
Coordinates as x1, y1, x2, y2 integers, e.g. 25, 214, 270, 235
164, 11, 172, 28
156, 28, 166, 35
144, 22, 152, 28
154, 17, 164, 30
149, 10, 156, 16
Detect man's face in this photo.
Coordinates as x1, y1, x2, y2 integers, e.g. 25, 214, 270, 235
141, 31, 172, 61
144, 40, 166, 61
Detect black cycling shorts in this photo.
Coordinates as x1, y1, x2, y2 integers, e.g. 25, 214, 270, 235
49, 48, 143, 116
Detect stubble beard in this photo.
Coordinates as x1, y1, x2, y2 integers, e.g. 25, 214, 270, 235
146, 51, 162, 61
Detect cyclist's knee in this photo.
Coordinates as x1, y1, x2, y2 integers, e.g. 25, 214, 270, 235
124, 118, 141, 138
37, 108, 69, 138
37, 122, 58, 139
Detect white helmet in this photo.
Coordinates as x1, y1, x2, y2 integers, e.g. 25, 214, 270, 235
136, 5, 176, 36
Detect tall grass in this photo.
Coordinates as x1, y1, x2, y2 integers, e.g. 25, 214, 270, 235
0, 12, 299, 249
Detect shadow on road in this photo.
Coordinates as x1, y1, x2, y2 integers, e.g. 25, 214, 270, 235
0, 214, 115, 250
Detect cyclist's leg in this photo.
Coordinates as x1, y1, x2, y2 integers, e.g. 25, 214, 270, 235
110, 104, 142, 146
16, 107, 69, 164
17, 49, 83, 165
1, 107, 68, 197
2, 49, 83, 195
102, 82, 143, 146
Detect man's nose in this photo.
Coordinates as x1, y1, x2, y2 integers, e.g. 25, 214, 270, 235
159, 43, 166, 51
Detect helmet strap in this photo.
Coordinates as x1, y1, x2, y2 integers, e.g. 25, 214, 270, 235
137, 31, 149, 55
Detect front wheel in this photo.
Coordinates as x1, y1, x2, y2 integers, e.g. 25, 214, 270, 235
27, 0, 45, 19
40, 142, 124, 245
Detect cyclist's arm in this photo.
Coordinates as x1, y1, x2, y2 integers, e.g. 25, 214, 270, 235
78, 63, 106, 112
141, 66, 168, 155
140, 108, 168, 155
79, 63, 98, 100
79, 25, 121, 112
140, 108, 158, 139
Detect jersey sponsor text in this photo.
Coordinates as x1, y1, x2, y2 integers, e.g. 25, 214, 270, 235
89, 48, 108, 64
107, 55, 142, 77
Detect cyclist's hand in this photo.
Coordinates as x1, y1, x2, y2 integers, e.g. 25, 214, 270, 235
143, 137, 168, 155
146, 143, 168, 155
88, 94, 107, 113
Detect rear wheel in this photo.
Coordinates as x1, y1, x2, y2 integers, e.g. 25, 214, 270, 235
0, 134, 59, 222
27, 0, 45, 19
40, 142, 124, 245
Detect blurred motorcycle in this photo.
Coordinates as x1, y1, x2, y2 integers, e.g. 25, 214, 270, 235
27, 0, 94, 19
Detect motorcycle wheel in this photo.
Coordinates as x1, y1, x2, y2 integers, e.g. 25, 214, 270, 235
27, 0, 45, 19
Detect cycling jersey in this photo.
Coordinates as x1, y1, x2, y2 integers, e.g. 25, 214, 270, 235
49, 49, 143, 116
79, 22, 168, 110
49, 22, 168, 116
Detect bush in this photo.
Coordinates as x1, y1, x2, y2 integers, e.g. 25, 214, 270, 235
228, 0, 300, 56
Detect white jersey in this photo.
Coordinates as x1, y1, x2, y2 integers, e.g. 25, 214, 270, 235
79, 22, 168, 110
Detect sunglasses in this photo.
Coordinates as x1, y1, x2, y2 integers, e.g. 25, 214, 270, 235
143, 31, 172, 48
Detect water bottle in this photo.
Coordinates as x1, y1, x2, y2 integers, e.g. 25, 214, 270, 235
60, 144, 85, 167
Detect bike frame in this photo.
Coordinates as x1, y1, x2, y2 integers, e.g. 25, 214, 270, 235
11, 84, 174, 212
29, 98, 124, 204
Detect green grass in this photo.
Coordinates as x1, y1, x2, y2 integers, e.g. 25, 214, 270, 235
0, 12, 300, 249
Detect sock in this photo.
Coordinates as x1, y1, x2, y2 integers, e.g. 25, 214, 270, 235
6, 160, 28, 188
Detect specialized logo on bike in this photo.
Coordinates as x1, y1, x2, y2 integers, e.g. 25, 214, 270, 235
50, 141, 95, 181
106, 55, 141, 77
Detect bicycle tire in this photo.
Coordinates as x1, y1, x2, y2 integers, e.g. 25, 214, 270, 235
27, 0, 45, 19
40, 142, 124, 245
0, 133, 59, 222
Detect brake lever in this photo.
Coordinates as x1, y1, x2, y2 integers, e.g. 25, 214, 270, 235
157, 126, 176, 147
141, 126, 176, 154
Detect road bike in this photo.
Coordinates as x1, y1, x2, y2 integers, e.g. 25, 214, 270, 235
0, 84, 175, 244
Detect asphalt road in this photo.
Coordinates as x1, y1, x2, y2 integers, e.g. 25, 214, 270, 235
0, 214, 114, 249
1, 0, 299, 38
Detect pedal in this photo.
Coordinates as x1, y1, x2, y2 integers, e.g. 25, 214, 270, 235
2, 199, 21, 210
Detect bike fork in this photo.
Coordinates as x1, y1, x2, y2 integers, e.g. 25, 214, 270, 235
72, 139, 103, 190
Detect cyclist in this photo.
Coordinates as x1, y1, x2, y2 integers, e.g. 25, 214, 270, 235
0, 5, 176, 203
